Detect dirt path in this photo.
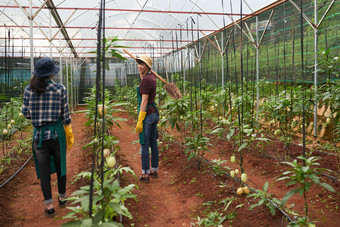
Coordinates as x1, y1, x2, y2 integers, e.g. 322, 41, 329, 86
112, 111, 200, 226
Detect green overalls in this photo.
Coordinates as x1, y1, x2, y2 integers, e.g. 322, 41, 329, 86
137, 86, 157, 145
32, 117, 67, 179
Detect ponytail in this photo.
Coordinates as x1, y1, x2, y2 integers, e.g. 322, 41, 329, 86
30, 76, 50, 95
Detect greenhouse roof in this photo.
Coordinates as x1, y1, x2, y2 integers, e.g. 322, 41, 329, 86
0, 0, 282, 59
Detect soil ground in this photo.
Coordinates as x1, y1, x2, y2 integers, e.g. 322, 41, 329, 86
0, 106, 339, 227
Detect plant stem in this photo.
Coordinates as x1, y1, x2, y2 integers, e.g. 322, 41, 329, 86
303, 183, 308, 222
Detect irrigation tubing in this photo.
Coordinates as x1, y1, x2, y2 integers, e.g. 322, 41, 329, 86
0, 155, 32, 188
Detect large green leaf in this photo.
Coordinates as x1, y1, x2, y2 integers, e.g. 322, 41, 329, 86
60, 220, 83, 227
101, 222, 123, 227
227, 128, 235, 140
282, 188, 300, 206
81, 218, 93, 227
308, 175, 320, 184
267, 203, 276, 216
238, 142, 248, 152
319, 182, 335, 192
263, 181, 269, 192
210, 128, 224, 135
93, 209, 105, 225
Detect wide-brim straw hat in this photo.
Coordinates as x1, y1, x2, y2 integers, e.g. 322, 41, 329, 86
137, 55, 152, 69
32, 58, 60, 77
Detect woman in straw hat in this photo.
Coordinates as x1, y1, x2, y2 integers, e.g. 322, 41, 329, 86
21, 57, 74, 217
135, 54, 160, 183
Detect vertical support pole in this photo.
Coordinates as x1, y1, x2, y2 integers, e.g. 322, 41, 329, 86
313, 0, 318, 138
70, 58, 73, 113
256, 16, 260, 123
49, 7, 52, 58
221, 31, 224, 89
183, 51, 186, 95
74, 61, 77, 106
59, 34, 63, 84
29, 0, 34, 74
66, 58, 69, 107
76, 61, 79, 105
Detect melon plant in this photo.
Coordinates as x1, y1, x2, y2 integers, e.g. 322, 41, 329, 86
103, 148, 110, 158
106, 156, 116, 168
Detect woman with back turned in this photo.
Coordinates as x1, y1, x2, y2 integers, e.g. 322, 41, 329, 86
21, 58, 74, 217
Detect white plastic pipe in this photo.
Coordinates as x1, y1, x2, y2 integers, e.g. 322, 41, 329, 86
49, 8, 52, 58
314, 0, 318, 138
256, 16, 260, 123
29, 0, 34, 74
221, 31, 224, 89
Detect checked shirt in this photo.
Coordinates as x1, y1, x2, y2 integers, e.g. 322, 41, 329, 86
22, 80, 71, 141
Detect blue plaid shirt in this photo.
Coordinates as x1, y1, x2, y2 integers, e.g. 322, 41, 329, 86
22, 80, 71, 141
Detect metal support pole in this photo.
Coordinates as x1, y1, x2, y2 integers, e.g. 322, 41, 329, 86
221, 31, 224, 89
59, 33, 63, 84
256, 16, 260, 123
29, 0, 34, 74
71, 58, 74, 113
66, 59, 69, 107
183, 50, 186, 95
49, 8, 52, 58
74, 61, 77, 106
314, 0, 318, 138
76, 61, 79, 106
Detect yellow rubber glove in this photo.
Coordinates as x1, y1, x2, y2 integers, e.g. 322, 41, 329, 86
136, 111, 146, 133
64, 124, 74, 150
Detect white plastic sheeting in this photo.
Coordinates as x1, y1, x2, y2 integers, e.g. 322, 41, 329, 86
0, 0, 278, 58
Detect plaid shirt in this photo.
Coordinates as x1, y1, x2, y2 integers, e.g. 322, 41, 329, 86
22, 80, 71, 141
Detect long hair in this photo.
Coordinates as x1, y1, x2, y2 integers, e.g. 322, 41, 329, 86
30, 76, 50, 95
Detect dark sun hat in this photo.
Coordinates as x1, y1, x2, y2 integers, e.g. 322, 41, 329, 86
33, 58, 60, 77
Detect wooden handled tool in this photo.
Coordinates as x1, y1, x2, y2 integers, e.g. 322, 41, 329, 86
123, 48, 182, 100
123, 49, 168, 84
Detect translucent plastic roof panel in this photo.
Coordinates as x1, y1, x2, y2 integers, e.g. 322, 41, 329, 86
0, 0, 279, 58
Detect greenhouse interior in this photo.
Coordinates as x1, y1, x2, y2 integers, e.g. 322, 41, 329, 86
0, 0, 339, 226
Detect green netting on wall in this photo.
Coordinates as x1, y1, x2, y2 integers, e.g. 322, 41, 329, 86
166, 0, 339, 87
